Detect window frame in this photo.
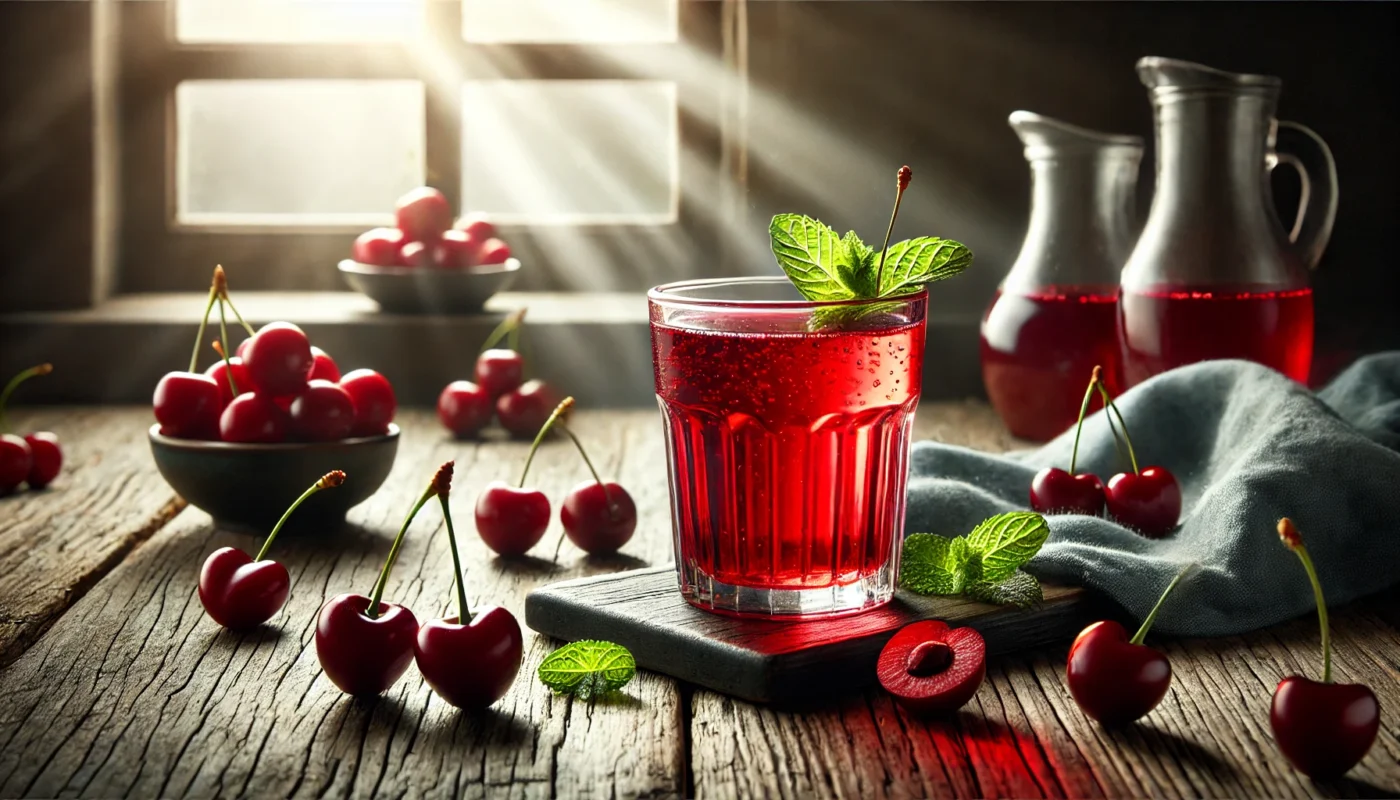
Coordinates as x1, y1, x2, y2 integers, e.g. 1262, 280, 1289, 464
115, 0, 726, 295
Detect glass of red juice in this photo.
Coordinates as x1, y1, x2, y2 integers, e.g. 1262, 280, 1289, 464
649, 277, 926, 618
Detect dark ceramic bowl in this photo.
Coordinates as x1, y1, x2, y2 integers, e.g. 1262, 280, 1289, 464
338, 258, 520, 314
149, 424, 399, 531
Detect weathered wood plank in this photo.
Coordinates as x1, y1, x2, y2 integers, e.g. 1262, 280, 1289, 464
0, 409, 685, 799
0, 407, 183, 666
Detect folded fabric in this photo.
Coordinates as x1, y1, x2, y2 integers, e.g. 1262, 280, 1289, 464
905, 353, 1400, 637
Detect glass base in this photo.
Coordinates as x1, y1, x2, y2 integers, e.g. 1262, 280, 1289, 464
677, 560, 895, 619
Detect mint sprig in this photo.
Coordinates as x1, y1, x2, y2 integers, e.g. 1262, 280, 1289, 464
538, 640, 636, 699
900, 511, 1049, 607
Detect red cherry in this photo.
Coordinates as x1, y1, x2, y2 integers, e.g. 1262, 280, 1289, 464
414, 608, 524, 709
219, 393, 288, 443
497, 380, 559, 439
340, 369, 396, 437
1029, 467, 1104, 515
352, 227, 406, 267
1066, 620, 1172, 725
1106, 466, 1181, 538
0, 434, 31, 494
877, 620, 986, 714
395, 187, 453, 242
397, 240, 433, 268
198, 547, 291, 629
153, 372, 221, 440
23, 432, 62, 489
243, 322, 314, 398
1271, 676, 1379, 779
308, 347, 341, 383
315, 593, 419, 696
475, 349, 525, 399
476, 238, 512, 266
205, 355, 250, 410
475, 480, 550, 557
437, 380, 493, 438
289, 380, 356, 441
454, 213, 496, 243
432, 230, 479, 269
561, 481, 637, 555
235, 338, 252, 361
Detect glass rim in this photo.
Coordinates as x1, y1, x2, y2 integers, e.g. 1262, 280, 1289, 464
647, 276, 927, 310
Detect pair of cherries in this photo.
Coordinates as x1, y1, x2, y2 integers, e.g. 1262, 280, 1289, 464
316, 462, 523, 709
476, 397, 637, 557
353, 188, 512, 270
152, 267, 396, 444
1066, 520, 1379, 780
438, 309, 561, 439
0, 364, 63, 494
1030, 365, 1181, 537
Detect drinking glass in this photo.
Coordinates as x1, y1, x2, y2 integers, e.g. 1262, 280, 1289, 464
649, 277, 926, 617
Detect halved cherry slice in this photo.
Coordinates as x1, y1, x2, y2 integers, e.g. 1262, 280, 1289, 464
877, 620, 986, 713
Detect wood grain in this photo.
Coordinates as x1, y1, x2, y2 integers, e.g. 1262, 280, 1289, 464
0, 407, 184, 666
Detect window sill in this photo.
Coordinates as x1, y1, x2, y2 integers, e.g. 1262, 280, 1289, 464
1, 292, 984, 405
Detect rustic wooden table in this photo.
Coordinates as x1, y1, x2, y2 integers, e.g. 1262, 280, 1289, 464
1, 405, 1397, 799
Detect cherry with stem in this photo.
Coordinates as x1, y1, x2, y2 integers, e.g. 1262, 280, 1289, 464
1270, 518, 1380, 779
476, 309, 528, 400
1029, 366, 1107, 515
1, 363, 60, 493
556, 400, 638, 555
198, 470, 345, 629
474, 396, 573, 556
874, 165, 913, 291
152, 269, 223, 439
415, 462, 524, 709
1094, 380, 1180, 537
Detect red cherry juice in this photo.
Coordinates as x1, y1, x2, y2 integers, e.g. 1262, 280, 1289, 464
651, 315, 924, 594
1119, 286, 1313, 386
980, 287, 1123, 442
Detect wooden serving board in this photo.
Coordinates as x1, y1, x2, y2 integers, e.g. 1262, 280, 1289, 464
525, 565, 1096, 705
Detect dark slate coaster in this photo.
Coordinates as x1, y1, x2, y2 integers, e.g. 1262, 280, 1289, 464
525, 565, 1096, 705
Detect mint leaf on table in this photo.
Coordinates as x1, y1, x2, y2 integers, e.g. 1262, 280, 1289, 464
769, 214, 852, 302
538, 640, 636, 700
900, 511, 1049, 607
964, 511, 1049, 584
876, 237, 974, 297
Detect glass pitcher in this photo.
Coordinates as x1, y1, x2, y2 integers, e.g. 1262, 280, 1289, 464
981, 111, 1142, 441
1119, 57, 1338, 386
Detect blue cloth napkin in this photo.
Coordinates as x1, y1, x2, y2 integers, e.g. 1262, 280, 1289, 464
905, 353, 1400, 637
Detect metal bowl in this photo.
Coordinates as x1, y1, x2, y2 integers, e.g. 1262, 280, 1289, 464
338, 258, 520, 314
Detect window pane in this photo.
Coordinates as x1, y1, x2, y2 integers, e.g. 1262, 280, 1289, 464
177, 0, 423, 44
462, 80, 677, 224
462, 0, 678, 43
176, 80, 425, 226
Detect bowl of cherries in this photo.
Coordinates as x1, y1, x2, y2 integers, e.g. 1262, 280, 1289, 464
339, 187, 519, 315
149, 268, 399, 530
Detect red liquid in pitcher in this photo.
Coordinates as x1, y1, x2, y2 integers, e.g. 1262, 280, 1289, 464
979, 288, 1123, 442
1119, 286, 1313, 385
651, 319, 923, 590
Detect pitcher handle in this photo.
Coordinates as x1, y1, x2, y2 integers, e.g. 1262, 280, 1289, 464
1274, 121, 1338, 270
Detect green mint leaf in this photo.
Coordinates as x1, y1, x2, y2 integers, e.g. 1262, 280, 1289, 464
538, 640, 636, 700
900, 533, 975, 595
965, 571, 1043, 608
769, 214, 854, 302
965, 511, 1049, 584
877, 237, 974, 296
838, 231, 878, 298
806, 299, 903, 332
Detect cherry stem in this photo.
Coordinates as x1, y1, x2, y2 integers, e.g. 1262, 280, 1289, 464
1102, 402, 1127, 469
0, 363, 53, 433
190, 284, 219, 373
215, 264, 256, 336
480, 308, 527, 353
431, 460, 470, 623
1279, 518, 1331, 683
215, 300, 240, 397
559, 421, 617, 516
255, 471, 344, 561
1130, 563, 1195, 645
518, 396, 575, 488
874, 165, 912, 294
1067, 366, 1101, 476
1096, 383, 1139, 475
367, 476, 438, 619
